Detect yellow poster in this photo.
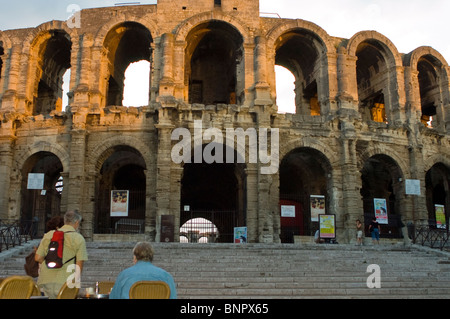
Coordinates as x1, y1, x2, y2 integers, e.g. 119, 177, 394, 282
435, 205, 446, 229
319, 214, 336, 239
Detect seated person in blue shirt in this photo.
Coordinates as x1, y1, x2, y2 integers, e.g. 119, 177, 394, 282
109, 241, 177, 299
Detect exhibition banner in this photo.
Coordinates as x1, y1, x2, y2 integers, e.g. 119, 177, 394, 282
319, 214, 336, 239
110, 190, 129, 217
373, 198, 388, 224
435, 204, 447, 229
234, 227, 247, 243
310, 195, 325, 222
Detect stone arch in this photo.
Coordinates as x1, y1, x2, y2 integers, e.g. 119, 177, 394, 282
423, 152, 450, 173
23, 22, 74, 115
359, 151, 406, 238
17, 148, 66, 236
14, 141, 70, 174
279, 143, 334, 242
348, 31, 404, 124
93, 14, 160, 47
174, 11, 252, 44
280, 137, 339, 168
181, 17, 245, 105
357, 145, 408, 178
266, 19, 334, 55
347, 31, 402, 67
266, 19, 333, 115
406, 46, 450, 129
89, 135, 151, 173
99, 21, 154, 107
93, 143, 148, 234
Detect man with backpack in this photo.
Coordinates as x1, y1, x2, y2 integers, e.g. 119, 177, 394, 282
35, 210, 88, 299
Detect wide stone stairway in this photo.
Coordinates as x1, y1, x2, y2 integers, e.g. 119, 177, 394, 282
1, 240, 450, 299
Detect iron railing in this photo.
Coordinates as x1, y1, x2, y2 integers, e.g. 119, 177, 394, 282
412, 225, 449, 251
0, 220, 35, 253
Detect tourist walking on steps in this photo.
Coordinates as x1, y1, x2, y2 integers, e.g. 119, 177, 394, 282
34, 210, 88, 299
355, 219, 363, 246
369, 217, 380, 245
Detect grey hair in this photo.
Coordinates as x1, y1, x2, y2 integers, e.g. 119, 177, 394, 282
64, 210, 82, 225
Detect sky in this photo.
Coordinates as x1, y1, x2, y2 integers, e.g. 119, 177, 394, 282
0, 0, 449, 110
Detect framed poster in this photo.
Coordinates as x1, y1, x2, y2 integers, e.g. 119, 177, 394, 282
310, 195, 325, 222
373, 198, 388, 224
110, 190, 129, 217
319, 214, 336, 239
27, 173, 45, 190
435, 205, 446, 230
281, 205, 296, 217
234, 227, 247, 243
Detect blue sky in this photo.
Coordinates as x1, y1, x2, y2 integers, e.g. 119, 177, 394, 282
1, 0, 449, 110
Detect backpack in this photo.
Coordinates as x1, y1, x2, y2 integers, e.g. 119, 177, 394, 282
24, 249, 39, 278
45, 230, 76, 269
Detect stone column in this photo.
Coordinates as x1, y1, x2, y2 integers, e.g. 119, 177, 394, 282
339, 137, 363, 243
245, 165, 259, 243
66, 129, 90, 239
1, 45, 22, 111
154, 124, 175, 242
0, 138, 14, 219
336, 47, 359, 115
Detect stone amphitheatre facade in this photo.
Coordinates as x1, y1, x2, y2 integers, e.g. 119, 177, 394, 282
0, 0, 449, 244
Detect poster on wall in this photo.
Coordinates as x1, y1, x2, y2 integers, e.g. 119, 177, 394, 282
27, 173, 45, 190
319, 214, 336, 239
435, 205, 447, 229
373, 198, 388, 224
234, 227, 247, 243
310, 195, 325, 222
281, 205, 296, 217
110, 190, 129, 217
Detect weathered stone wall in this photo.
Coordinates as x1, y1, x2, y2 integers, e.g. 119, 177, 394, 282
0, 0, 449, 243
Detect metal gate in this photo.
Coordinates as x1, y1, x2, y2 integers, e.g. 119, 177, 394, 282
180, 210, 239, 243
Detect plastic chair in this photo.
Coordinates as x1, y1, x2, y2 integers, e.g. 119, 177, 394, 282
97, 281, 115, 294
57, 282, 79, 299
129, 281, 170, 299
0, 276, 36, 299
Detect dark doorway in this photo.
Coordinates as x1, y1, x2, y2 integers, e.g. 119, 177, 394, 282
279, 148, 331, 243
20, 152, 63, 237
180, 144, 246, 243
95, 146, 146, 234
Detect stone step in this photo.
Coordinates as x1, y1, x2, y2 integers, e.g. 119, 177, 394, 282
2, 241, 450, 299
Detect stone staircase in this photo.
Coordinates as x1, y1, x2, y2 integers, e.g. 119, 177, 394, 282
1, 241, 450, 299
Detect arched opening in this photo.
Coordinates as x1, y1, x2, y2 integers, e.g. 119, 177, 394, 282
20, 152, 63, 237
279, 148, 331, 243
185, 20, 243, 105
360, 155, 404, 238
104, 22, 152, 107
275, 29, 322, 115
417, 56, 442, 128
95, 146, 146, 234
275, 65, 296, 114
180, 144, 246, 243
180, 218, 219, 243
425, 163, 450, 228
122, 60, 150, 107
356, 40, 389, 123
34, 30, 72, 115
62, 68, 71, 111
